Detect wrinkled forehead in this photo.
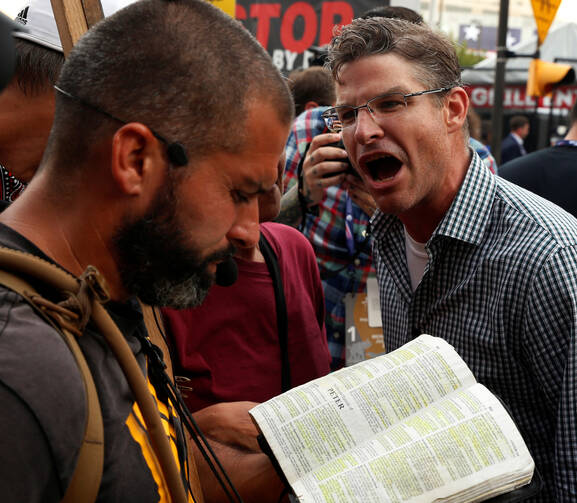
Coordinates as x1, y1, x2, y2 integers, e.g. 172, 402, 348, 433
335, 53, 424, 104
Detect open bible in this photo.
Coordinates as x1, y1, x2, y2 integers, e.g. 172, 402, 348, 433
250, 335, 537, 503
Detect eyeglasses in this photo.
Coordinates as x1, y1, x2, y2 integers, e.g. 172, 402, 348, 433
321, 86, 455, 133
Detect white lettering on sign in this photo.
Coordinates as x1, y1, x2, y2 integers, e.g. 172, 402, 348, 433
471, 87, 489, 107
272, 49, 284, 71
556, 90, 576, 108
301, 49, 315, 69
468, 85, 577, 110
512, 88, 525, 107
271, 48, 317, 72
284, 50, 298, 71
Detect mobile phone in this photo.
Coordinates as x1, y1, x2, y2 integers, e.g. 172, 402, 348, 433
322, 140, 359, 178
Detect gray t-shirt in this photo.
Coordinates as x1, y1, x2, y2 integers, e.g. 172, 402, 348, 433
0, 222, 183, 502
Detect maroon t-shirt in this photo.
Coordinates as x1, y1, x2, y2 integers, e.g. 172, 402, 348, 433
162, 222, 331, 412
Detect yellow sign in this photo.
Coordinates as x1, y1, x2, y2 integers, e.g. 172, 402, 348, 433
527, 58, 575, 97
206, 0, 235, 18
531, 0, 562, 46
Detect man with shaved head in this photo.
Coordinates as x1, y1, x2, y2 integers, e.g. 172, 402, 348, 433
0, 0, 293, 501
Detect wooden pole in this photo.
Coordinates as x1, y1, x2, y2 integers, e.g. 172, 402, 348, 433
49, 0, 103, 56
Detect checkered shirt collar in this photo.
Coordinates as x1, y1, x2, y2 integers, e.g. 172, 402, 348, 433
371, 150, 495, 246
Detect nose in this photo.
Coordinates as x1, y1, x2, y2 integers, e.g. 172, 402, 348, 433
353, 107, 383, 145
226, 197, 261, 250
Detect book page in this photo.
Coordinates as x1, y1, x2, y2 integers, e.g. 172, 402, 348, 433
289, 384, 533, 503
250, 335, 477, 483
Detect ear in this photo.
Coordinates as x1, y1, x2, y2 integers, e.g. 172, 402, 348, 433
276, 152, 286, 194
304, 100, 320, 112
109, 123, 166, 196
444, 87, 469, 134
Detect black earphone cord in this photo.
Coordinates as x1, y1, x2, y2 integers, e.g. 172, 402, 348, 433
147, 308, 245, 503
53, 85, 189, 167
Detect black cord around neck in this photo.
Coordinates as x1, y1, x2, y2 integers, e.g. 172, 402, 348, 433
139, 316, 244, 503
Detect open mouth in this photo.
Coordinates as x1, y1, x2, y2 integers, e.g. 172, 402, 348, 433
366, 155, 403, 182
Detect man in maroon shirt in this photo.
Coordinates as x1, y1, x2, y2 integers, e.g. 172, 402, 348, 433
163, 156, 331, 446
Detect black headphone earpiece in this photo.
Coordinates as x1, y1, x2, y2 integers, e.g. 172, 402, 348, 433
215, 258, 238, 287
166, 142, 188, 167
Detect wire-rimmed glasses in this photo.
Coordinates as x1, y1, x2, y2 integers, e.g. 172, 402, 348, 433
321, 86, 455, 133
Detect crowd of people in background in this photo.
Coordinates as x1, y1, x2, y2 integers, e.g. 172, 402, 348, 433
1, 0, 576, 502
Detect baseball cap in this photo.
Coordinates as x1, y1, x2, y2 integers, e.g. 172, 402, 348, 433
0, 10, 27, 91
13, 0, 137, 52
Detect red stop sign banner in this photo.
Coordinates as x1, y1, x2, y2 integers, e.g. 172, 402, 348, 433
236, 0, 375, 72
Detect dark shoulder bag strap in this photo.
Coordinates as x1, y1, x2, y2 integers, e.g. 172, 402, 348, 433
258, 233, 291, 392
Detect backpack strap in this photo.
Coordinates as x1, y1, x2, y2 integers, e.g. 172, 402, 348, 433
258, 233, 291, 392
0, 246, 188, 503
141, 302, 175, 378
140, 301, 205, 503
0, 269, 104, 503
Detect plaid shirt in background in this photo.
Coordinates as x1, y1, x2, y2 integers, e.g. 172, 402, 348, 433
373, 152, 577, 501
0, 165, 27, 202
284, 107, 374, 369
469, 137, 498, 174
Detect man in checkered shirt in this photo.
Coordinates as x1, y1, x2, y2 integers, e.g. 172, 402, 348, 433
323, 17, 577, 501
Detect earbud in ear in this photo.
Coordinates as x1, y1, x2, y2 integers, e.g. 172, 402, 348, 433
166, 142, 188, 167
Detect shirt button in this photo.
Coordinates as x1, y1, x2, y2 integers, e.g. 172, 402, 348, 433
333, 332, 340, 339
354, 259, 361, 266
